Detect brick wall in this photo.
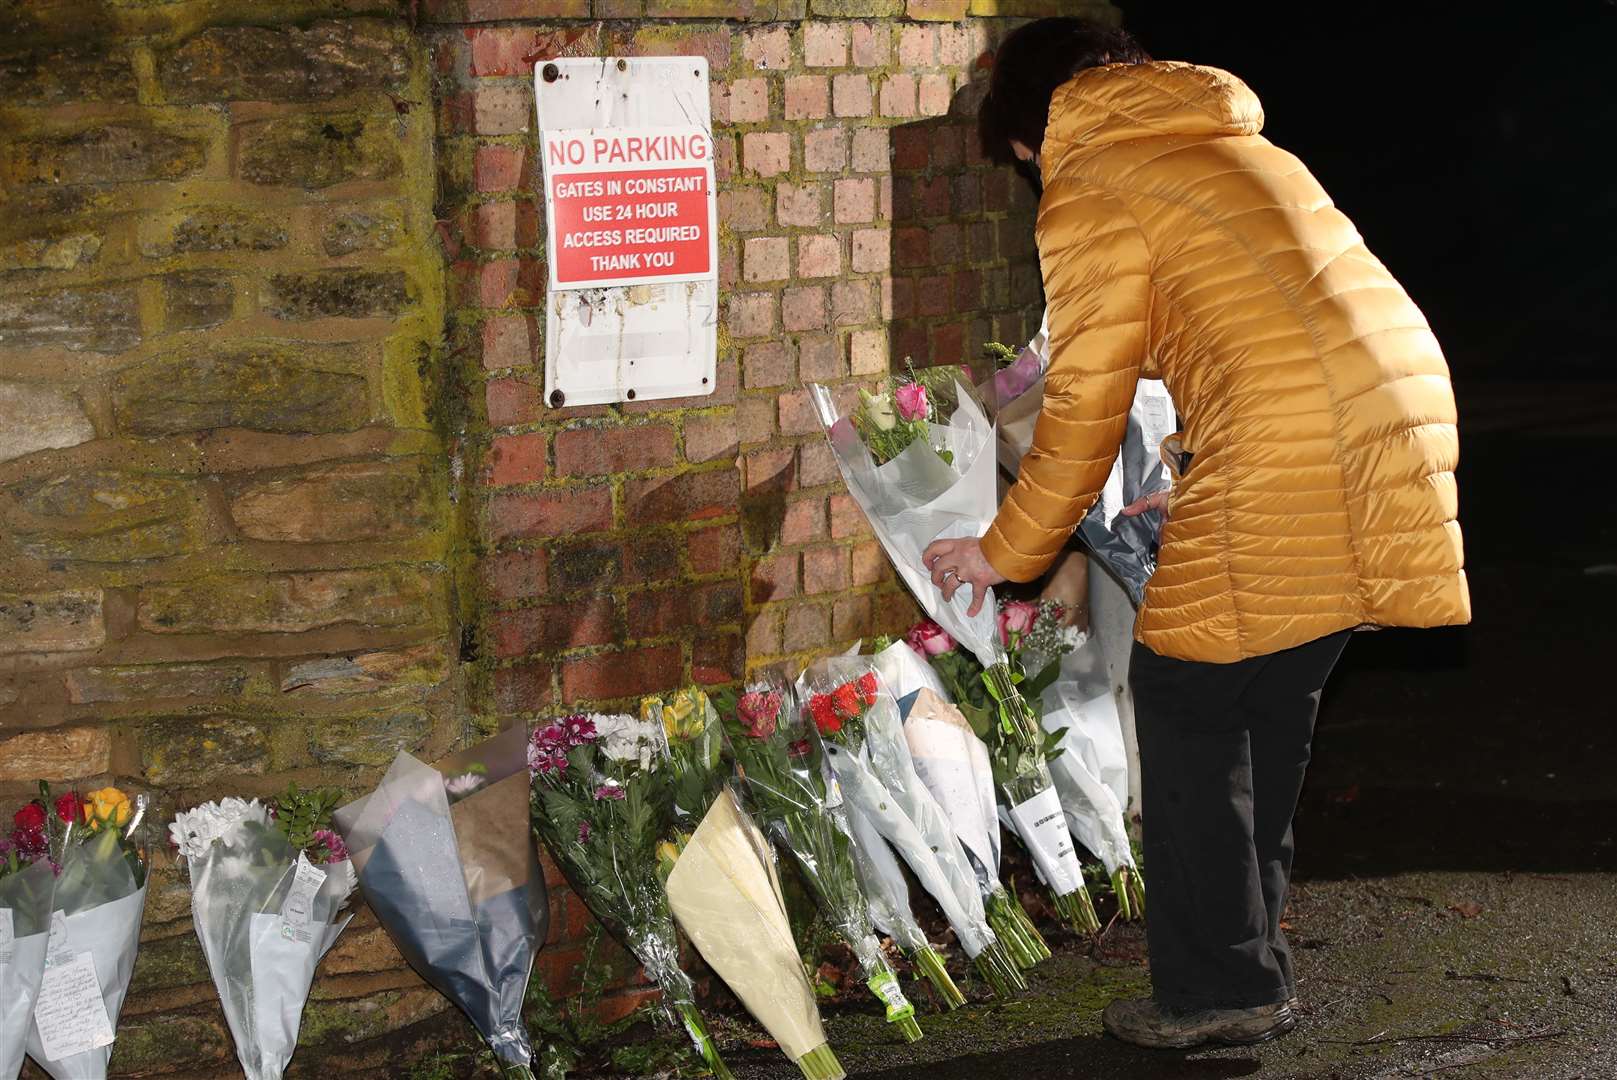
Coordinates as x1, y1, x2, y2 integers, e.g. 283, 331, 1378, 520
0, 0, 1115, 1071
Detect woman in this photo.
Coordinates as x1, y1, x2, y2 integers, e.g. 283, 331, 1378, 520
923, 18, 1470, 1049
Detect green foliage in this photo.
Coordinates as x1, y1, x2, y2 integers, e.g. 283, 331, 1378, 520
270, 781, 343, 854
982, 340, 1019, 367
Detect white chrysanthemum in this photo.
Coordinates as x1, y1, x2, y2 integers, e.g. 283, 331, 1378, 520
169, 797, 269, 862
592, 712, 664, 771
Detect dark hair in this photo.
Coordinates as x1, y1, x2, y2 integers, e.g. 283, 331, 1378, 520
978, 17, 1151, 165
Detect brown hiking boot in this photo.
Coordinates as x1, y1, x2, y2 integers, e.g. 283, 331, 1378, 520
1102, 997, 1296, 1050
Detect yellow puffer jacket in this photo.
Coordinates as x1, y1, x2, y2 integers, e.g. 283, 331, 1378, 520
979, 62, 1471, 663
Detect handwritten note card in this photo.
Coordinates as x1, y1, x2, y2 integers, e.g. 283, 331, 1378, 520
34, 951, 114, 1060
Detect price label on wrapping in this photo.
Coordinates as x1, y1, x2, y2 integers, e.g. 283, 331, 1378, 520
34, 950, 114, 1059
867, 972, 915, 1023
0, 908, 13, 964
280, 854, 327, 945
1007, 787, 1083, 896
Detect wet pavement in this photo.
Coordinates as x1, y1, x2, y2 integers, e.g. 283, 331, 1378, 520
711, 407, 1617, 1079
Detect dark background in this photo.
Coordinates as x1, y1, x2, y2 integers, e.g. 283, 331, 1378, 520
1117, 0, 1617, 381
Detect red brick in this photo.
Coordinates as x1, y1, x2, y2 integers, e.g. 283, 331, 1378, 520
728, 292, 775, 339
693, 632, 743, 686
919, 73, 954, 117
743, 236, 790, 282
743, 340, 794, 388
834, 178, 876, 225
473, 200, 517, 249
898, 25, 935, 66
688, 524, 742, 575
983, 170, 1010, 213
741, 26, 790, 70
829, 493, 869, 539
486, 377, 539, 427
892, 127, 930, 172
714, 134, 737, 184
554, 424, 676, 477
781, 286, 827, 332
852, 540, 887, 586
782, 497, 827, 545
742, 132, 791, 177
851, 22, 891, 67
803, 127, 847, 173
932, 322, 965, 365
952, 173, 981, 217
454, 0, 590, 18
744, 447, 795, 495
630, 582, 742, 637
954, 269, 983, 313
551, 539, 624, 592
797, 333, 841, 382
477, 258, 519, 307
879, 74, 917, 118
729, 77, 769, 123
938, 23, 979, 66
919, 175, 951, 218
890, 276, 915, 318
751, 552, 798, 603
623, 533, 681, 587
493, 594, 616, 658
833, 593, 875, 640
625, 467, 740, 525
738, 396, 774, 443
746, 609, 782, 656
851, 228, 890, 274
494, 661, 553, 715
830, 279, 874, 326
804, 22, 849, 67
797, 234, 841, 278
720, 188, 770, 233
784, 76, 829, 120
628, 25, 730, 69
474, 145, 524, 192
919, 274, 951, 318
684, 412, 739, 463
783, 602, 830, 652
776, 182, 824, 228
487, 432, 548, 485
851, 128, 888, 173
482, 314, 533, 370
932, 222, 962, 264
849, 328, 887, 375
488, 487, 612, 541
894, 321, 929, 364
832, 74, 872, 118
778, 388, 820, 437
931, 124, 965, 170
483, 548, 548, 602
799, 440, 839, 487
562, 644, 682, 703
894, 227, 930, 269
802, 544, 850, 595
469, 28, 537, 77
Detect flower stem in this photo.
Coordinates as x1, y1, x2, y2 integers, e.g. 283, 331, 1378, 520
972, 938, 1028, 999
911, 946, 966, 1010
985, 889, 1045, 969
1050, 885, 1101, 935
1113, 866, 1145, 921
496, 1063, 536, 1080
674, 1003, 735, 1080
796, 1043, 847, 1080
1008, 891, 1053, 961
983, 663, 1042, 753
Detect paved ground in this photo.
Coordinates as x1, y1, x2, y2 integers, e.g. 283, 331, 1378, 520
703, 405, 1617, 1080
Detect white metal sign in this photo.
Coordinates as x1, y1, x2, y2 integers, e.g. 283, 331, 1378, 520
535, 57, 718, 408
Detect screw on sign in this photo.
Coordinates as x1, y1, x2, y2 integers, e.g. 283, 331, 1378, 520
541, 127, 718, 291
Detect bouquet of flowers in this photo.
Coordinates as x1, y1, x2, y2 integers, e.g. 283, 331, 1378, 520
646, 689, 847, 1080
334, 727, 547, 1078
910, 603, 1106, 931
25, 786, 149, 1080
869, 637, 1050, 969
719, 678, 959, 1022
809, 371, 1092, 928
2, 792, 62, 1080
800, 658, 1024, 998
527, 712, 733, 1080
170, 785, 356, 1080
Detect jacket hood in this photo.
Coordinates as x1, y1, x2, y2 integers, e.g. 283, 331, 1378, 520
1042, 61, 1265, 173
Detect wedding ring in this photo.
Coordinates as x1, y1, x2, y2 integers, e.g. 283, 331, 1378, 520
942, 569, 958, 583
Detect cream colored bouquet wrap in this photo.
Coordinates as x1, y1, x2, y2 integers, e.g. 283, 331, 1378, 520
665, 789, 844, 1080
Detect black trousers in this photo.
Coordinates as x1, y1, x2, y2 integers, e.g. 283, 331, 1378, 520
1130, 630, 1351, 1010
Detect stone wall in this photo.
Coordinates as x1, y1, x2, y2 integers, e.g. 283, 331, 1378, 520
0, 0, 1115, 1072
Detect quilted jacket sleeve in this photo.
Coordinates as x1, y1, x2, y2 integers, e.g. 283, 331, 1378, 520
980, 184, 1151, 582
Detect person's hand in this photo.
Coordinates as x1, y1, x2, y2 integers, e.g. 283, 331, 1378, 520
1120, 490, 1170, 518
922, 537, 1006, 617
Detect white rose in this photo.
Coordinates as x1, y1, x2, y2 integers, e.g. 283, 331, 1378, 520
861, 389, 897, 432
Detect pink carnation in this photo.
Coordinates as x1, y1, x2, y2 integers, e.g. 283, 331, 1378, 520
894, 382, 929, 422
593, 784, 626, 801
737, 690, 782, 740
562, 714, 597, 746
905, 619, 956, 657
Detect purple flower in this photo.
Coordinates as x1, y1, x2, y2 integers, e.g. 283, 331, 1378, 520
529, 725, 571, 779
577, 820, 591, 844
312, 828, 350, 864
562, 714, 597, 746
593, 783, 626, 801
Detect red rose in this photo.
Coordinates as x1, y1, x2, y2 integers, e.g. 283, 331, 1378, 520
13, 803, 46, 832
832, 683, 860, 719
54, 793, 80, 825
808, 695, 844, 737
855, 672, 878, 706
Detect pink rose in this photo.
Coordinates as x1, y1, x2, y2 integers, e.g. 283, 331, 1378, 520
905, 619, 956, 657
997, 600, 1039, 646
894, 382, 929, 422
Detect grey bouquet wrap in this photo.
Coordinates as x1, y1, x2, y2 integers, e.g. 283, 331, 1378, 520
1, 858, 54, 1080
334, 727, 546, 1076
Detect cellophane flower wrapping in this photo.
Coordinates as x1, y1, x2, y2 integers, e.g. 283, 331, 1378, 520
171, 797, 355, 1080
664, 788, 845, 1080
26, 793, 149, 1080
798, 658, 1024, 998
720, 678, 932, 1029
526, 713, 731, 1079
1, 812, 57, 1080
334, 726, 546, 1074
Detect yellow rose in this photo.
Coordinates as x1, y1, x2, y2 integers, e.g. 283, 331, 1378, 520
83, 787, 131, 830
657, 840, 682, 865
